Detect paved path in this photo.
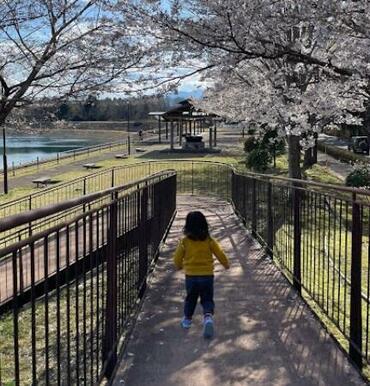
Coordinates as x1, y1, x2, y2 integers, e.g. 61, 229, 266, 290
317, 151, 353, 181
113, 195, 365, 386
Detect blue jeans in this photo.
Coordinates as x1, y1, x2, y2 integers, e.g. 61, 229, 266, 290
184, 275, 214, 318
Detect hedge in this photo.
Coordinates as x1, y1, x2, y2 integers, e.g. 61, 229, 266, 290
317, 141, 369, 164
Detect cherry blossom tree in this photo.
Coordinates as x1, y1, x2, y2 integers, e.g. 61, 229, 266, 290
0, 0, 154, 193
134, 0, 370, 178
198, 61, 365, 178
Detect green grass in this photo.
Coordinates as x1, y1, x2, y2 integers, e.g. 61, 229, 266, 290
271, 196, 370, 375
0, 248, 142, 385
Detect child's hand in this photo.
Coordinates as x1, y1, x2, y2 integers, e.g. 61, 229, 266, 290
224, 263, 230, 270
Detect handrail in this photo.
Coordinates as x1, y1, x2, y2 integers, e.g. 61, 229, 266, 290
0, 170, 176, 233
237, 169, 370, 197
0, 140, 127, 174
1, 159, 369, 215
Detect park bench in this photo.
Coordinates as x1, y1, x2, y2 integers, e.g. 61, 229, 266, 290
32, 176, 52, 188
83, 163, 100, 170
115, 153, 128, 159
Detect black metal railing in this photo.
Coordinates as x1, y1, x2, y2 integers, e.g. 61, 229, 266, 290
2, 158, 370, 381
231, 171, 370, 370
0, 171, 176, 385
0, 160, 232, 247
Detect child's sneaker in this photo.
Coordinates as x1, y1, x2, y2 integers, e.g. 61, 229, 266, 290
203, 314, 214, 339
181, 317, 192, 329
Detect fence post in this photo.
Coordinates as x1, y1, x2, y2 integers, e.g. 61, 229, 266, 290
111, 168, 115, 188
28, 196, 32, 237
251, 179, 257, 237
267, 182, 273, 257
128, 137, 131, 155
103, 192, 118, 377
293, 188, 302, 294
349, 194, 363, 369
138, 186, 148, 299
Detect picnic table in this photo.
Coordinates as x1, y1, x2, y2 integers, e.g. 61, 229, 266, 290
135, 148, 146, 153
32, 176, 52, 188
115, 153, 128, 159
83, 163, 100, 170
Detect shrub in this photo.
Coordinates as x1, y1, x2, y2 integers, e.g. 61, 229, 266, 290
345, 164, 370, 187
244, 137, 258, 152
317, 142, 368, 164
246, 147, 272, 171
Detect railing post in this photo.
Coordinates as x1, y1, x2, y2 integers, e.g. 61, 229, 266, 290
103, 192, 118, 377
267, 182, 273, 257
138, 186, 148, 299
28, 196, 32, 237
349, 194, 363, 369
251, 179, 257, 237
293, 187, 301, 294
111, 168, 115, 188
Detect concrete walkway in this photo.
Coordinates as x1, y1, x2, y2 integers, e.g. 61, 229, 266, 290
112, 196, 365, 386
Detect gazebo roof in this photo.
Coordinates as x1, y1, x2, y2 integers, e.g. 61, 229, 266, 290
162, 99, 216, 121
149, 99, 218, 121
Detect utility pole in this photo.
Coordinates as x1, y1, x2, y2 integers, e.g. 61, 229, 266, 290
127, 102, 131, 155
2, 127, 8, 194
1, 79, 8, 194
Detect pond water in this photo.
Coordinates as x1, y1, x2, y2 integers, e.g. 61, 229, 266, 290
0, 130, 118, 169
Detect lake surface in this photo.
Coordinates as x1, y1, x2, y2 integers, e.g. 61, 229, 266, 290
0, 131, 119, 169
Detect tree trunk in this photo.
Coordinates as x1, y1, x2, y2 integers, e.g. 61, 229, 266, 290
288, 135, 302, 179
303, 148, 311, 168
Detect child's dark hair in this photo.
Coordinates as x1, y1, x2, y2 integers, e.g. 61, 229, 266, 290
184, 211, 209, 241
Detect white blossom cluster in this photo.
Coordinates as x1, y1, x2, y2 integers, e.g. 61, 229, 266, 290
135, 0, 370, 151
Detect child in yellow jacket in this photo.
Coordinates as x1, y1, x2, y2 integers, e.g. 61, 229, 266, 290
173, 211, 230, 338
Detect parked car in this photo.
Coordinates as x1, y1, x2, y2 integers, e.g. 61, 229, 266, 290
348, 136, 369, 155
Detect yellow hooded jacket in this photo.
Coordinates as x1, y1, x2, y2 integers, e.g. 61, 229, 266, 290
173, 236, 230, 276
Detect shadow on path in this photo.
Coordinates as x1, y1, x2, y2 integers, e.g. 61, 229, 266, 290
113, 195, 365, 386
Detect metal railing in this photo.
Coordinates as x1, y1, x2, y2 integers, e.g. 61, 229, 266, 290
1, 159, 370, 382
0, 171, 176, 385
0, 140, 128, 177
231, 171, 370, 370
0, 160, 232, 247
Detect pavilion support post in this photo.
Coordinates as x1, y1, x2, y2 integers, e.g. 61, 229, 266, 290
170, 121, 174, 150
179, 121, 183, 146
165, 121, 168, 139
176, 121, 179, 137
214, 124, 217, 147
158, 116, 161, 144
209, 127, 213, 149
